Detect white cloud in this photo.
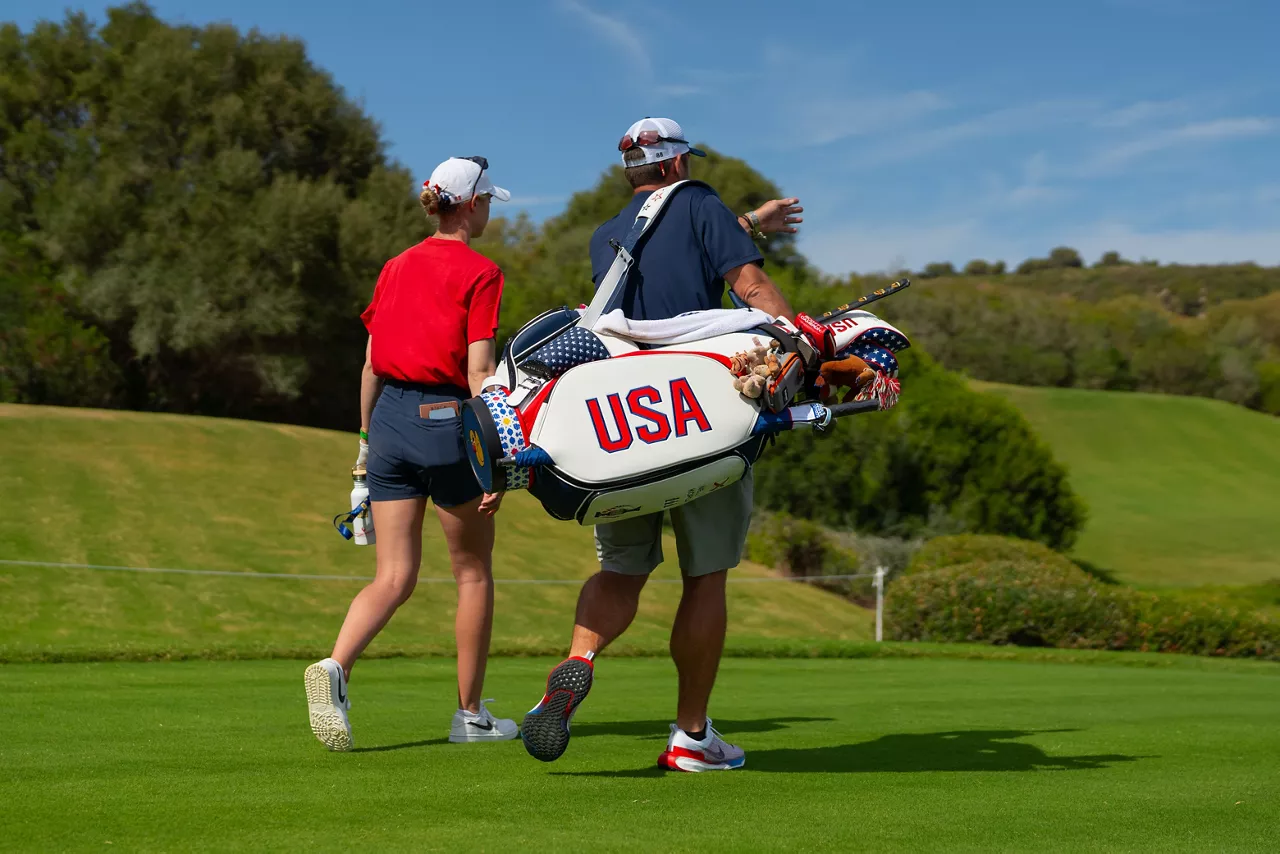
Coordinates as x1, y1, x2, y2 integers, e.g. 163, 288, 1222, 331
790, 90, 946, 147
848, 99, 1101, 167
799, 218, 1280, 277
556, 0, 650, 75
798, 220, 994, 276
1082, 116, 1278, 174
1060, 223, 1280, 266
1092, 99, 1190, 128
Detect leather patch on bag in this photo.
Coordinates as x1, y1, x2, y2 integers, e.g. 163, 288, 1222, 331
419, 400, 460, 420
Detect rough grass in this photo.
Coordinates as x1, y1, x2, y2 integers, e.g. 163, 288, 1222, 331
973, 384, 1280, 588
0, 404, 871, 662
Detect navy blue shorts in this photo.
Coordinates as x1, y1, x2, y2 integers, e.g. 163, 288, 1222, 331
366, 380, 483, 507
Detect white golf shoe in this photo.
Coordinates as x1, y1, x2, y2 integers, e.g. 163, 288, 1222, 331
658, 719, 746, 772
304, 658, 352, 752
449, 699, 519, 743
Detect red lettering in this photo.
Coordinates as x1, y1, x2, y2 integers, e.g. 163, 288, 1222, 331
627, 387, 671, 444
669, 378, 711, 437
586, 394, 633, 453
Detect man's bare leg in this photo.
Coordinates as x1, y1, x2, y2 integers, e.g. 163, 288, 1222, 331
568, 570, 649, 658
670, 569, 728, 733
522, 570, 648, 762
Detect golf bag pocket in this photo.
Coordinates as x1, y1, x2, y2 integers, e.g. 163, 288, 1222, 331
763, 352, 806, 414
523, 326, 613, 380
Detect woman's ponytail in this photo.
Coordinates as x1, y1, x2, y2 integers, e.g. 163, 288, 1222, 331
420, 183, 457, 217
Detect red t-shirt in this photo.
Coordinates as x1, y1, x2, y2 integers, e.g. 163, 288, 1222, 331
360, 237, 504, 389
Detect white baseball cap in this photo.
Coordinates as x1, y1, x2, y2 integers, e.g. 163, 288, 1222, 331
617, 117, 707, 166
423, 156, 511, 205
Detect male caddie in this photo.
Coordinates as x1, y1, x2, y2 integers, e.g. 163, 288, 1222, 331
521, 117, 806, 772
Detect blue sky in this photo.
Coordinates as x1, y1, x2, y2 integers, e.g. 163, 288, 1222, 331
11, 0, 1280, 274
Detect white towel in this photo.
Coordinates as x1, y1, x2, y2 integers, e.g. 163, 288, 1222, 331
593, 307, 775, 345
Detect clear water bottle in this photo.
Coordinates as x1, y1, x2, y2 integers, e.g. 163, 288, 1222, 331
350, 464, 375, 546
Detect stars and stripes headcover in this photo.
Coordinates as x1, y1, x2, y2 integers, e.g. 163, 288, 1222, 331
843, 342, 900, 377
524, 326, 613, 379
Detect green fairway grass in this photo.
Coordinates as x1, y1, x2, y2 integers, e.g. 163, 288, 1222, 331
4, 656, 1278, 852
975, 383, 1280, 588
0, 404, 870, 661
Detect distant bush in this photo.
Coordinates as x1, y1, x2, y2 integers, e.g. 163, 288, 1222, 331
754, 350, 1087, 549
886, 560, 1280, 661
745, 512, 867, 601
905, 534, 1077, 576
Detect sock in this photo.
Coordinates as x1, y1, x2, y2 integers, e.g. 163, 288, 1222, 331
684, 727, 707, 742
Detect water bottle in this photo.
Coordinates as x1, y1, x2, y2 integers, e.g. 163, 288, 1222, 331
350, 464, 375, 546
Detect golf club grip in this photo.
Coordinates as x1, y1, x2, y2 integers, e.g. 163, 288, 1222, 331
827, 399, 882, 418
819, 279, 911, 323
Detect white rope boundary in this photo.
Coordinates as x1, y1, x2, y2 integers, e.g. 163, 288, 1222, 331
0, 558, 877, 585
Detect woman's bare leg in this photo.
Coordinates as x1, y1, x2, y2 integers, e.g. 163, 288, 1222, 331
435, 495, 495, 714
331, 497, 427, 677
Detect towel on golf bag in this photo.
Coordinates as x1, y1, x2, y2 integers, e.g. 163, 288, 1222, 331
593, 307, 774, 345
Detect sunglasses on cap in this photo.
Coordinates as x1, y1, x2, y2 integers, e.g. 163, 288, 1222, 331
617, 131, 691, 152
461, 155, 489, 200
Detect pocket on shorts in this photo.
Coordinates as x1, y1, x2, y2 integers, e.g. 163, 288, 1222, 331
405, 412, 467, 469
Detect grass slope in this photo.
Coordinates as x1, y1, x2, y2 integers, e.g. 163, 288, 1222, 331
0, 404, 869, 661
4, 656, 1278, 852
975, 384, 1280, 588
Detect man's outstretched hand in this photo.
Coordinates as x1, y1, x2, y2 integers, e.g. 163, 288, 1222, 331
754, 198, 804, 235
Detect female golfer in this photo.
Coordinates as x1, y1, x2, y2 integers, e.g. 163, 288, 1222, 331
304, 156, 517, 751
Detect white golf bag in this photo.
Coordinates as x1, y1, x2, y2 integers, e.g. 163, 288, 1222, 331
461, 181, 913, 525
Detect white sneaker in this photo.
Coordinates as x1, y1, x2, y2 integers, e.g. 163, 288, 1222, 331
449, 699, 519, 743
657, 718, 745, 772
304, 658, 352, 751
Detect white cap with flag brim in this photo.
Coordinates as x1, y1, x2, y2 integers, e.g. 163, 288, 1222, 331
619, 117, 707, 165
423, 157, 511, 205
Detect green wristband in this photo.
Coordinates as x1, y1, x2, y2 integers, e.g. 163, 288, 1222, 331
359, 429, 368, 441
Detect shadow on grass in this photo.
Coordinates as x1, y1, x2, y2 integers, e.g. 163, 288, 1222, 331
571, 716, 834, 739
348, 717, 831, 753
350, 737, 449, 753
555, 729, 1146, 777
1073, 559, 1120, 585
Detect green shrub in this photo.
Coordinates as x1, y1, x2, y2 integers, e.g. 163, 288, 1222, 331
754, 350, 1087, 549
905, 534, 1078, 576
886, 561, 1280, 661
1126, 593, 1280, 659
745, 513, 867, 602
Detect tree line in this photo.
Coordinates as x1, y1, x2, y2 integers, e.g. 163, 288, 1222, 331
5, 4, 1275, 545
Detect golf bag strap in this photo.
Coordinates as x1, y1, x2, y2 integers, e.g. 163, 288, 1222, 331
577, 180, 710, 330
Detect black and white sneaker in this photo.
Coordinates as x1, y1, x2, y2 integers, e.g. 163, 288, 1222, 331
449, 699, 519, 743
303, 658, 352, 751
521, 655, 594, 762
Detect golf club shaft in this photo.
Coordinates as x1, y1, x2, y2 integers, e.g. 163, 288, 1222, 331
818, 279, 911, 325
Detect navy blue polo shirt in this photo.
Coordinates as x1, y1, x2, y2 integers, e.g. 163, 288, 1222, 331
589, 184, 763, 321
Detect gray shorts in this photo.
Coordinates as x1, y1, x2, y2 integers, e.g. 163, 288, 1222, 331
593, 470, 753, 578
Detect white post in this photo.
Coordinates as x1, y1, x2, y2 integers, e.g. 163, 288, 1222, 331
874, 566, 886, 642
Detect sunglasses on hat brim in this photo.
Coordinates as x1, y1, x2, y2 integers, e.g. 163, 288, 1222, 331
617, 132, 706, 156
